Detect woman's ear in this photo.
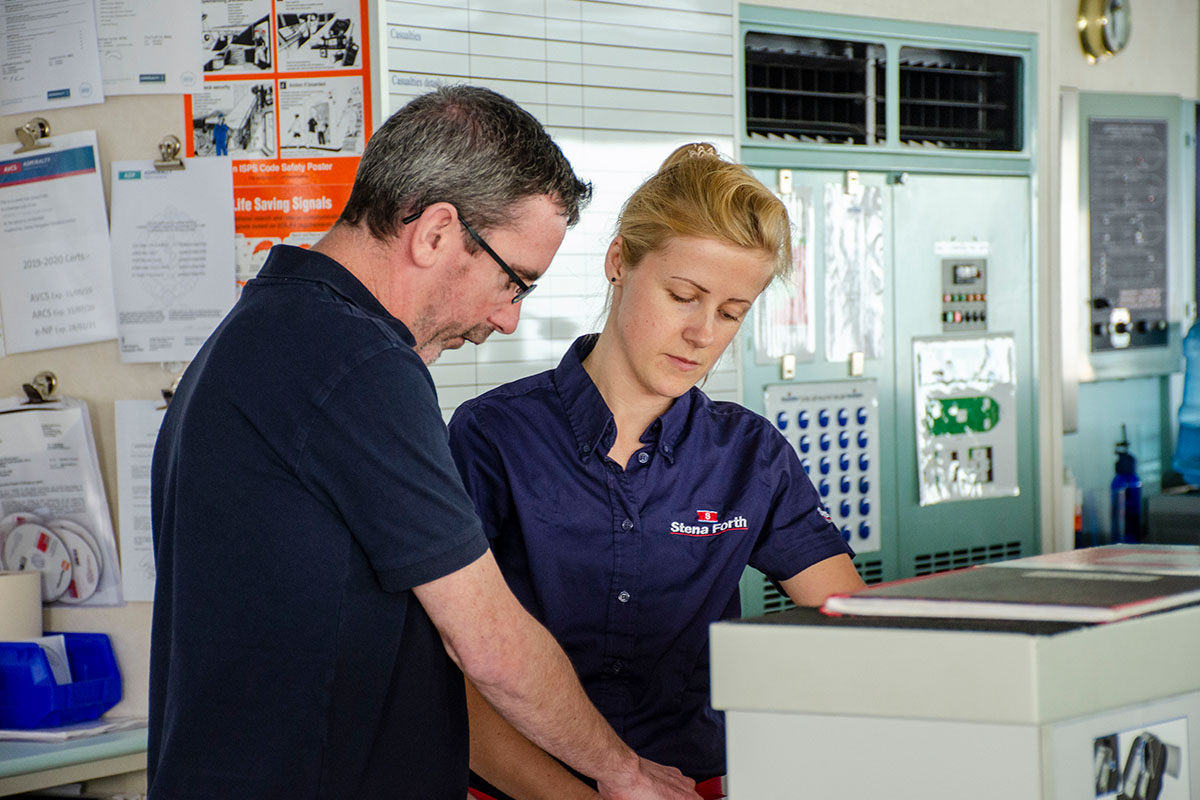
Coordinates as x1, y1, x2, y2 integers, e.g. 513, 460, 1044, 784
604, 237, 624, 285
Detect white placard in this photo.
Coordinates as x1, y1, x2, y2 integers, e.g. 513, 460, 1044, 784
913, 335, 1019, 506
110, 159, 236, 363
115, 400, 165, 603
0, 131, 117, 355
0, 0, 105, 115
96, 0, 202, 95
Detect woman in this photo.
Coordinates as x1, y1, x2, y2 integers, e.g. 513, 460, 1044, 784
448, 143, 866, 800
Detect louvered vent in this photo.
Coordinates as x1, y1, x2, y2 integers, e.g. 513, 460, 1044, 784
744, 32, 885, 144
912, 541, 1022, 576
898, 46, 1021, 150
757, 557, 885, 615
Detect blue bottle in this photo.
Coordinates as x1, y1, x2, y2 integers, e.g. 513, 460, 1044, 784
1172, 320, 1200, 485
1110, 425, 1142, 544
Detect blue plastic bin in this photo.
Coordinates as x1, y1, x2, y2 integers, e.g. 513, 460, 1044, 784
0, 632, 122, 728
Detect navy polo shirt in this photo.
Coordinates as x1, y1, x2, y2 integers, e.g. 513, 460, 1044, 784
149, 245, 489, 799
448, 334, 853, 784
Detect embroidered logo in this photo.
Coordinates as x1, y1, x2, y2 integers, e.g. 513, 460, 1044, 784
670, 510, 749, 537
817, 505, 833, 524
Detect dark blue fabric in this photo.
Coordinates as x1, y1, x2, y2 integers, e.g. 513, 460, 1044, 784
448, 334, 853, 784
149, 245, 489, 799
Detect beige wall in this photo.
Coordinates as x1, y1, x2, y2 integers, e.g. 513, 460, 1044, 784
0, 94, 184, 722
0, 0, 1195, 783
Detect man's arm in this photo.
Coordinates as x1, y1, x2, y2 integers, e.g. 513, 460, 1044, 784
466, 678, 598, 800
413, 550, 698, 800
778, 553, 866, 607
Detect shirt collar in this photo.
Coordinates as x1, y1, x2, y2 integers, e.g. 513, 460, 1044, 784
554, 334, 692, 465
254, 244, 415, 346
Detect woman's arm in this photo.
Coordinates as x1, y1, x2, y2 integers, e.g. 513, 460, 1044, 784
778, 553, 866, 607
467, 677, 599, 800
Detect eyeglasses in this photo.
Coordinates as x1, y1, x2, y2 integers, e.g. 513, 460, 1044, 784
402, 208, 536, 303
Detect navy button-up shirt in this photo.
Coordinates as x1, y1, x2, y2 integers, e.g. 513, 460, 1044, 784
449, 334, 852, 781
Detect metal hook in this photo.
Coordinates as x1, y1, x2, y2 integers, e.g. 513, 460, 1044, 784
154, 134, 185, 170
14, 118, 52, 153
21, 371, 58, 404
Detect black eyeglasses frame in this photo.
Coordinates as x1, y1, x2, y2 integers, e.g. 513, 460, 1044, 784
401, 208, 536, 304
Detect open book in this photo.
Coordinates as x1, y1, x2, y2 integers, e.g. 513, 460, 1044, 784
822, 561, 1200, 623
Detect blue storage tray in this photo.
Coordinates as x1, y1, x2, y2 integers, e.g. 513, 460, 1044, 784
0, 632, 122, 729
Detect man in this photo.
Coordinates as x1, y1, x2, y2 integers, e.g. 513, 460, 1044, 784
149, 86, 699, 800
211, 112, 229, 156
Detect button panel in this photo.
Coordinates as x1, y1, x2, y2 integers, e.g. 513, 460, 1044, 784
766, 381, 882, 554
941, 257, 988, 333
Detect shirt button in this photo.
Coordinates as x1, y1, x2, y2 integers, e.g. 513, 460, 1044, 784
621, 518, 633, 531
612, 661, 624, 674
637, 452, 649, 464
662, 443, 672, 454
618, 590, 630, 603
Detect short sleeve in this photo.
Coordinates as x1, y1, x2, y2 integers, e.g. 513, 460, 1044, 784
446, 404, 513, 544
298, 347, 488, 592
748, 433, 854, 580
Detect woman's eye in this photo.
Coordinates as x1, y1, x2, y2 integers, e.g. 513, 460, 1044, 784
669, 292, 693, 304
721, 310, 744, 322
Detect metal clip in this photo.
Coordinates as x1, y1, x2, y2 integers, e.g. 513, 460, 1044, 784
22, 371, 58, 404
154, 135, 185, 171
14, 118, 52, 154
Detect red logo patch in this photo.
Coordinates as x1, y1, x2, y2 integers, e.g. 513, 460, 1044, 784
697, 509, 718, 523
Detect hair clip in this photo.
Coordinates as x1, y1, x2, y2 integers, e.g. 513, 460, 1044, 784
683, 143, 717, 160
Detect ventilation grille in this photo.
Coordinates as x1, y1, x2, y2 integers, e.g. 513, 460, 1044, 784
744, 32, 885, 145
757, 557, 885, 615
898, 46, 1020, 150
912, 540, 1022, 576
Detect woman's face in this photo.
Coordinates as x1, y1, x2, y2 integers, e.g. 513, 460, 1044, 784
605, 235, 774, 402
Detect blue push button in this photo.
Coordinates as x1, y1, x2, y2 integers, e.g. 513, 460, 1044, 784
840, 475, 851, 493
837, 408, 849, 426
859, 453, 870, 471
858, 521, 871, 539
838, 430, 850, 448
857, 430, 868, 448
859, 477, 870, 494
798, 410, 810, 429
819, 456, 831, 475
818, 409, 830, 428
840, 526, 851, 542
819, 433, 831, 451
839, 500, 851, 518
800, 458, 811, 475
799, 434, 811, 453
818, 479, 830, 497
859, 498, 870, 516
838, 452, 850, 471
856, 406, 868, 425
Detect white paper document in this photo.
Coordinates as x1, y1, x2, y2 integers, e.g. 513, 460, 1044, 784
110, 159, 235, 363
115, 399, 165, 602
0, 0, 105, 115
96, 0, 202, 95
0, 131, 117, 355
0, 398, 123, 607
0, 716, 147, 742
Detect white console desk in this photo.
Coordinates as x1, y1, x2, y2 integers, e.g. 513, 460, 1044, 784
712, 604, 1200, 799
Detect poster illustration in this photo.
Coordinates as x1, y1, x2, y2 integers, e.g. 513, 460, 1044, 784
186, 0, 371, 285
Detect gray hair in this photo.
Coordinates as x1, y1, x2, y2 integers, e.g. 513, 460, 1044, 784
338, 85, 591, 242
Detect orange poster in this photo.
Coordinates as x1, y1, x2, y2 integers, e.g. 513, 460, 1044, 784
185, 0, 372, 284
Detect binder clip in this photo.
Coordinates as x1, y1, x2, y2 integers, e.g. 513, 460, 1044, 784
22, 372, 58, 404
154, 135, 185, 171
14, 118, 52, 154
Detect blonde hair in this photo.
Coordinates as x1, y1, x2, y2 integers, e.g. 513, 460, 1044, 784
614, 143, 792, 281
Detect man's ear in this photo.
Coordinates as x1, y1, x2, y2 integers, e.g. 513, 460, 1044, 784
406, 203, 459, 268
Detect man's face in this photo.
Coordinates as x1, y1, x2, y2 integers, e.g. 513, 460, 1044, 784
412, 194, 567, 363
